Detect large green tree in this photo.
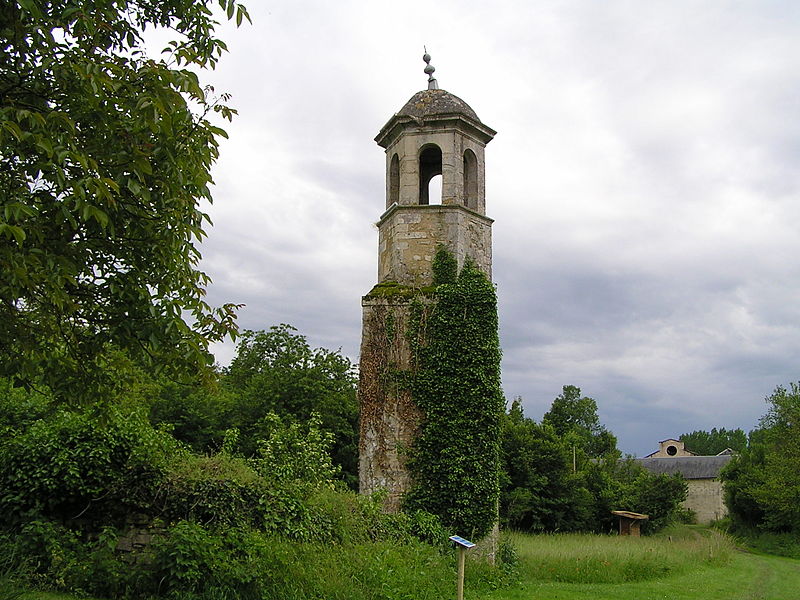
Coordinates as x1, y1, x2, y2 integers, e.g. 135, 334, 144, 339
543, 385, 617, 459
723, 383, 800, 532
680, 428, 747, 456
499, 398, 686, 534
0, 0, 247, 398
222, 325, 359, 487
500, 398, 592, 532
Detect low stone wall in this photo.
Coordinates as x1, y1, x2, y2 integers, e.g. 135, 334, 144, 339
115, 514, 164, 563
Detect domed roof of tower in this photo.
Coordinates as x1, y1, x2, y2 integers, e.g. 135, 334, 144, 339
396, 89, 481, 123
375, 85, 495, 149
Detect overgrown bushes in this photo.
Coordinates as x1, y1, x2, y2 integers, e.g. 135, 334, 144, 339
0, 401, 179, 526
0, 380, 460, 597
1, 514, 454, 599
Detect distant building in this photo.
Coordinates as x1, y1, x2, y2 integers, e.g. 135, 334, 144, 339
636, 439, 733, 524
644, 438, 696, 458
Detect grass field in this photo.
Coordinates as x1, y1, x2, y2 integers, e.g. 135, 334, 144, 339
9, 526, 800, 600
486, 527, 800, 600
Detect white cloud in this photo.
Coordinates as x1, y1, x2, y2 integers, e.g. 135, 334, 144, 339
191, 0, 800, 456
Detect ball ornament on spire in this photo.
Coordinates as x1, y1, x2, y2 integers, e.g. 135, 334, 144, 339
423, 47, 439, 90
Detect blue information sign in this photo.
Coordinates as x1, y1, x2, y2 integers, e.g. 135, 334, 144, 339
448, 535, 476, 549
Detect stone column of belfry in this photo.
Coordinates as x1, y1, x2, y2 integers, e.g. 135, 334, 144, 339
357, 54, 496, 512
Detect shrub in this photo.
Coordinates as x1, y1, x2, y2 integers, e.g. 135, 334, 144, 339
0, 404, 179, 526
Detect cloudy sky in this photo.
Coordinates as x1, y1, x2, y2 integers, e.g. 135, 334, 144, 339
185, 0, 800, 456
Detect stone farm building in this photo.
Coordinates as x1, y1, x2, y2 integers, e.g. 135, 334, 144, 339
636, 439, 733, 524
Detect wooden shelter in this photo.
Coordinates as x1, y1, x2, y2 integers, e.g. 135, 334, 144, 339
611, 510, 649, 537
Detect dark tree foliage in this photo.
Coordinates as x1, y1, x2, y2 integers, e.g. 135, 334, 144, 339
500, 397, 687, 534
543, 385, 617, 458
222, 325, 359, 488
149, 378, 238, 452
680, 428, 747, 456
723, 383, 800, 532
500, 398, 592, 532
0, 0, 247, 399
721, 439, 767, 529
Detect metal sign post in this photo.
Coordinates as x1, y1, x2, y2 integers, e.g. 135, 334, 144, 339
449, 535, 476, 600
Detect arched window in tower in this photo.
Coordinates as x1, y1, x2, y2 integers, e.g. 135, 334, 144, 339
463, 149, 478, 209
389, 153, 400, 207
418, 144, 442, 205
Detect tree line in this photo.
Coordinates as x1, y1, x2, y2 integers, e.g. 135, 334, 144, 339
501, 386, 687, 534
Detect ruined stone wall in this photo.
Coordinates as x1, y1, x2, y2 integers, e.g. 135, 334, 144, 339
358, 296, 428, 511
115, 514, 164, 563
684, 479, 728, 524
377, 205, 492, 286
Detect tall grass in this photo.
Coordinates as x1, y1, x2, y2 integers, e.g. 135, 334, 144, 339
505, 526, 733, 584
233, 538, 507, 600
716, 520, 800, 559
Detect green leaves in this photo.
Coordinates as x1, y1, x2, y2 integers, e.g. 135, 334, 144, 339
0, 223, 26, 245
220, 325, 359, 486
723, 383, 800, 532
404, 252, 503, 540
543, 385, 618, 459
680, 427, 748, 455
1, 0, 251, 399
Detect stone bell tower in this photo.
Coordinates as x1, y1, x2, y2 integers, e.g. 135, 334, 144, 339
358, 53, 496, 509
373, 54, 496, 287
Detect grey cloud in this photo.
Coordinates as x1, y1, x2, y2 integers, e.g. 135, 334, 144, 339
191, 0, 800, 457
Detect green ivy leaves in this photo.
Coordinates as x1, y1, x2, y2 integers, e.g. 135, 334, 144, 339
405, 248, 504, 540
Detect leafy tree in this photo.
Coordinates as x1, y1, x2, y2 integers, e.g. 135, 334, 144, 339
680, 428, 747, 455
1, 0, 248, 398
722, 383, 800, 532
500, 398, 592, 532
752, 383, 800, 531
222, 325, 359, 487
720, 436, 767, 529
543, 385, 617, 458
630, 471, 688, 533
149, 378, 238, 452
581, 456, 687, 534
501, 397, 686, 534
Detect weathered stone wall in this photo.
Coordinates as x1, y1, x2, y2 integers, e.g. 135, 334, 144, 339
115, 514, 164, 563
684, 479, 728, 524
377, 205, 492, 286
358, 296, 428, 511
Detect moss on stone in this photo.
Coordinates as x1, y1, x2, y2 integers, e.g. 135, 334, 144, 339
364, 281, 436, 300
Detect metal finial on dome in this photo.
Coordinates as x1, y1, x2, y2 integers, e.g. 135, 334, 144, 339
423, 46, 438, 90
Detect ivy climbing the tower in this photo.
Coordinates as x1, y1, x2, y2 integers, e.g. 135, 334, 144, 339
405, 246, 504, 540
